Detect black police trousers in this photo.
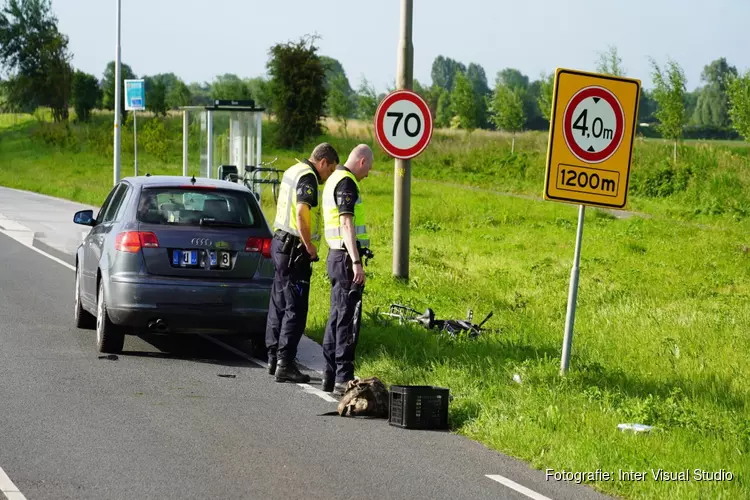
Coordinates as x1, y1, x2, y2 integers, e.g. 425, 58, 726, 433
265, 234, 312, 364
323, 249, 363, 384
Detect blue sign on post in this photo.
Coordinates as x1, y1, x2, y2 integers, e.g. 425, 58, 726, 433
125, 79, 145, 111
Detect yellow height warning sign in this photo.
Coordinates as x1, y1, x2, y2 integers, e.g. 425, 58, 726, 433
544, 68, 641, 209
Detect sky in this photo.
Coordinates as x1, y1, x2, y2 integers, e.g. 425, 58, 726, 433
51, 0, 748, 94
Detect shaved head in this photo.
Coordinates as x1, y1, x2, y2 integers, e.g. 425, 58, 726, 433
345, 144, 374, 180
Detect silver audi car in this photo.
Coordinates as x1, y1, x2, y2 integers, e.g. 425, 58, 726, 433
73, 175, 274, 354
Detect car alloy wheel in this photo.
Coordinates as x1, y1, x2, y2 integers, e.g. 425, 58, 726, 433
96, 285, 104, 343
96, 281, 124, 353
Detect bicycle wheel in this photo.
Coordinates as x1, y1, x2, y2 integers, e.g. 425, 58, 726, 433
272, 182, 279, 204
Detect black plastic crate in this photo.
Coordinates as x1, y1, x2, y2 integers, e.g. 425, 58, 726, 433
389, 385, 449, 430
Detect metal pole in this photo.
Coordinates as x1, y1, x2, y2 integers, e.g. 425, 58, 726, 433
560, 204, 586, 374
393, 0, 413, 280
207, 109, 213, 178
256, 112, 262, 201
182, 110, 188, 176
113, 0, 122, 185
133, 111, 138, 176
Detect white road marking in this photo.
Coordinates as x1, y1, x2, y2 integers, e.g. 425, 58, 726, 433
486, 475, 553, 500
298, 383, 338, 403
0, 216, 75, 272
0, 465, 28, 500
199, 335, 336, 403
197, 334, 266, 368
0, 214, 32, 232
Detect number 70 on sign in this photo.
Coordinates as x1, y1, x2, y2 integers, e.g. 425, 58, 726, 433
375, 89, 434, 160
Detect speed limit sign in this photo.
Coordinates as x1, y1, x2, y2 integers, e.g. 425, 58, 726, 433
374, 89, 433, 160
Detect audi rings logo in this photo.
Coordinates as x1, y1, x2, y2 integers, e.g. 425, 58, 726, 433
191, 238, 212, 246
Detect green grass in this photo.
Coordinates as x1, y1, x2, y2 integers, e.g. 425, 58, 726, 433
1, 112, 749, 499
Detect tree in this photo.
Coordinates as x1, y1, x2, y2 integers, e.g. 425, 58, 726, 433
692, 58, 737, 128
450, 71, 477, 131
102, 60, 137, 119
435, 89, 452, 128
638, 89, 658, 124
327, 72, 356, 135
431, 55, 466, 91
537, 72, 554, 122
144, 76, 167, 116
266, 35, 327, 148
727, 70, 750, 142
166, 79, 192, 109
0, 0, 73, 121
650, 57, 687, 162
596, 46, 625, 76
245, 76, 271, 111
355, 75, 377, 121
188, 82, 211, 106
467, 63, 491, 128
496, 68, 529, 92
489, 83, 526, 152
210, 73, 252, 100
320, 56, 354, 96
71, 70, 100, 122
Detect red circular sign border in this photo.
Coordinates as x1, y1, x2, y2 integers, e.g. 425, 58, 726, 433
374, 90, 434, 160
563, 86, 625, 164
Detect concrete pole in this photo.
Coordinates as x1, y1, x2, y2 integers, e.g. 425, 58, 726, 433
393, 0, 413, 280
113, 0, 122, 185
182, 110, 188, 176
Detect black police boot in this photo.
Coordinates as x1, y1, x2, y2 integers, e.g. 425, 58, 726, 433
267, 357, 277, 376
321, 375, 334, 393
332, 382, 348, 397
275, 361, 311, 383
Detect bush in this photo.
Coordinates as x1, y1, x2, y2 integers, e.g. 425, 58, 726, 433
140, 117, 170, 162
71, 71, 100, 123
266, 35, 327, 148
32, 122, 78, 150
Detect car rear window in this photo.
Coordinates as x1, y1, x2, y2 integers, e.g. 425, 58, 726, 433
136, 187, 263, 227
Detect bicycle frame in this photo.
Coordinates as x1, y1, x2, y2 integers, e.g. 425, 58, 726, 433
237, 157, 284, 204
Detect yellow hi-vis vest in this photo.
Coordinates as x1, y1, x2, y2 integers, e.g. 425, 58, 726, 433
322, 169, 369, 250
273, 162, 321, 240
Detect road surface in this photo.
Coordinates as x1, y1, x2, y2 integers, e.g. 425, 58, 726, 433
0, 186, 612, 500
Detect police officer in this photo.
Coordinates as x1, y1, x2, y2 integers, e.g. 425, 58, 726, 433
266, 143, 339, 383
320, 144, 374, 394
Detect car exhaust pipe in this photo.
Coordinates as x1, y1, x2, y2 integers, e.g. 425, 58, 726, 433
148, 319, 169, 333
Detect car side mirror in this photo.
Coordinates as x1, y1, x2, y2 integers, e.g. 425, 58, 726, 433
73, 209, 95, 226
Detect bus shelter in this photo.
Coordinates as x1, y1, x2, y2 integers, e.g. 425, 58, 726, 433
180, 100, 267, 199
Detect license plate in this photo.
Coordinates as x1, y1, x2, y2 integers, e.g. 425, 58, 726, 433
215, 250, 231, 269
202, 250, 231, 269
173, 249, 198, 266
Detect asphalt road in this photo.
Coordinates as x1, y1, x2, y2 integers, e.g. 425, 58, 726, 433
0, 229, 613, 500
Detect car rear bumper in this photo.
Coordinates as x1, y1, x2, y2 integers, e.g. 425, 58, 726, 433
105, 274, 272, 334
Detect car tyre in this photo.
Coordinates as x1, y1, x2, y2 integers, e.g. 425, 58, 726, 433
74, 265, 96, 329
96, 280, 124, 354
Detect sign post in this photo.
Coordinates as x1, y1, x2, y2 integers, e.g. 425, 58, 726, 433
543, 68, 640, 374
393, 0, 414, 280
125, 79, 145, 176
374, 89, 434, 276
113, 0, 122, 185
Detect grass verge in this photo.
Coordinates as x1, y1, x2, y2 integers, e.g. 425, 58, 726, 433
0, 113, 748, 499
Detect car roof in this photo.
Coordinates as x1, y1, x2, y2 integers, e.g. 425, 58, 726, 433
121, 175, 251, 193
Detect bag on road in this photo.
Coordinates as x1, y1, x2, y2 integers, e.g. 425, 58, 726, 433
337, 377, 389, 418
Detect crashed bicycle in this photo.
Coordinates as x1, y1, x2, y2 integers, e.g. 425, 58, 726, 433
379, 304, 494, 338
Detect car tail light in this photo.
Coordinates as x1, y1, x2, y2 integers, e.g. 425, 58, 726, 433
115, 231, 160, 252
245, 237, 272, 258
